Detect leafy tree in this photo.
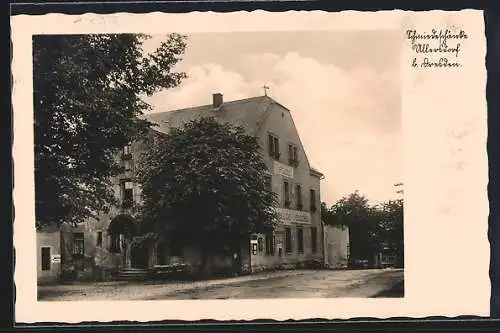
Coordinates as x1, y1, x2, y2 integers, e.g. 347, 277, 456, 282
328, 192, 381, 265
379, 198, 404, 267
323, 189, 404, 268
320, 202, 332, 224
136, 117, 279, 277
33, 33, 187, 229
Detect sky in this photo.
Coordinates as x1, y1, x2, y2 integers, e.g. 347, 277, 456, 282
141, 31, 402, 206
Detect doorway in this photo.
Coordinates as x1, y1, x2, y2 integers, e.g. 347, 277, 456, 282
131, 245, 149, 269
156, 241, 168, 265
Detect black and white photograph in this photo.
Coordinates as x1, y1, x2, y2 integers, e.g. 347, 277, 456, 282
33, 30, 404, 301
12, 10, 488, 322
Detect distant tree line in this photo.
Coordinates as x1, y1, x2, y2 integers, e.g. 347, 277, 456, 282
321, 188, 404, 268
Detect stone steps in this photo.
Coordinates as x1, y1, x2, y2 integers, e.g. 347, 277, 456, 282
114, 268, 153, 281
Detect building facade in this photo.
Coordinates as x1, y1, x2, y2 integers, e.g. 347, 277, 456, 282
36, 94, 329, 283
36, 224, 61, 284
323, 224, 350, 269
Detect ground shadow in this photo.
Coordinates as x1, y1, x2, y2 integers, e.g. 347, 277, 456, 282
372, 280, 404, 298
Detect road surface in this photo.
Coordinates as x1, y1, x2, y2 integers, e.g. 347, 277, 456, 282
38, 268, 403, 301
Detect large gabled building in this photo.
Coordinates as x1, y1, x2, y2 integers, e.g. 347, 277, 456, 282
37, 93, 328, 283
145, 93, 326, 273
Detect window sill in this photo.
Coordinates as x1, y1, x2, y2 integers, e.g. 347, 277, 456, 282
270, 154, 281, 161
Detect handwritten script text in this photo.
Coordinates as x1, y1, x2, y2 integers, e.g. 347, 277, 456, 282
406, 29, 468, 69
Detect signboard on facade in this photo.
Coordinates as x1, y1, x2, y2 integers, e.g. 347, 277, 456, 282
276, 208, 311, 225
273, 161, 294, 178
51, 254, 61, 263
251, 243, 258, 255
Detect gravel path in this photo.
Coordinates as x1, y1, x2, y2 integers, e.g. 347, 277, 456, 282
38, 269, 404, 301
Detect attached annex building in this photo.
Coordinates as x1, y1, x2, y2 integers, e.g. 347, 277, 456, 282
37, 94, 329, 283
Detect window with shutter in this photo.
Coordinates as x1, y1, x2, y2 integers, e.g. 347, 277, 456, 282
122, 143, 132, 160
310, 189, 317, 212
41, 247, 51, 271
284, 181, 291, 207
72, 233, 84, 258
268, 134, 280, 160
265, 231, 275, 255
311, 227, 317, 253
296, 184, 303, 210
257, 236, 264, 252
268, 135, 274, 157
97, 231, 103, 247
122, 180, 134, 208
285, 227, 292, 253
288, 144, 299, 166
297, 228, 304, 253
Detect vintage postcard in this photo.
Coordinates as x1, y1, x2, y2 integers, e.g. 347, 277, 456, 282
11, 10, 489, 323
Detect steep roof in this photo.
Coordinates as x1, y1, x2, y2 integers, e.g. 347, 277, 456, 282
143, 95, 324, 177
143, 96, 276, 136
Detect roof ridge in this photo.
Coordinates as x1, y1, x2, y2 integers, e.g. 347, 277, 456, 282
147, 95, 273, 116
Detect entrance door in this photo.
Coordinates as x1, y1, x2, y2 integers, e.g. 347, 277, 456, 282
131, 245, 149, 268
156, 241, 168, 265
232, 249, 242, 275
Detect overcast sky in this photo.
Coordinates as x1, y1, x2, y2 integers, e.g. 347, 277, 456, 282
141, 31, 402, 206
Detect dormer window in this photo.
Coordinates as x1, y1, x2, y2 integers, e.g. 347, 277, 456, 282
288, 143, 299, 167
268, 134, 280, 160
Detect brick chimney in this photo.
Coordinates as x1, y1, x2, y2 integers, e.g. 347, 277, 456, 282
212, 93, 223, 108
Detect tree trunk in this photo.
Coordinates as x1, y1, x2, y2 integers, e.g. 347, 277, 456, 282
59, 222, 75, 281
198, 246, 214, 279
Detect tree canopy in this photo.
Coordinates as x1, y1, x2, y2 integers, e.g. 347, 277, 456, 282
136, 117, 279, 255
33, 33, 187, 229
